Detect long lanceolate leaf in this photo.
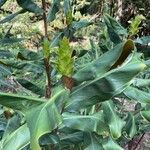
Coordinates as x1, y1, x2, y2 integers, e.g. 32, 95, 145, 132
0, 50, 13, 59
133, 78, 150, 87
66, 54, 146, 111
0, 65, 11, 77
0, 88, 68, 149
102, 138, 123, 150
47, 0, 61, 22
124, 113, 137, 139
104, 14, 127, 36
62, 111, 108, 135
16, 78, 45, 96
0, 56, 12, 87
141, 111, 150, 122
124, 87, 150, 122
0, 124, 30, 150
104, 14, 127, 44
0, 65, 13, 89
124, 86, 150, 104
71, 20, 92, 31
102, 101, 125, 139
73, 40, 134, 84
16, 0, 43, 14
0, 38, 24, 45
135, 36, 150, 58
0, 92, 44, 112
26, 89, 68, 150
0, 9, 26, 24
0, 59, 44, 74
84, 133, 103, 150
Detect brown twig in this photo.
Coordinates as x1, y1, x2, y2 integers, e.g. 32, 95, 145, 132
42, 0, 48, 38
41, 1, 55, 149
44, 58, 51, 98
42, 0, 51, 98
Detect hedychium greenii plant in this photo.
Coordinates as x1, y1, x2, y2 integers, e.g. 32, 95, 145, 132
0, 38, 148, 150
0, 1, 149, 150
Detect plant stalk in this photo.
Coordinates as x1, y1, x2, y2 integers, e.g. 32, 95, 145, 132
42, 0, 48, 37
42, 0, 51, 98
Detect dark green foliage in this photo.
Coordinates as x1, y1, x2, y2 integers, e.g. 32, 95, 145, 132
16, 0, 43, 14
0, 0, 7, 7
0, 1, 149, 150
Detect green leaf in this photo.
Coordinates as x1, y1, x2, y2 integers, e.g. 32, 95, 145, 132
71, 20, 92, 30
2, 115, 21, 137
16, 78, 45, 96
66, 54, 146, 111
110, 39, 135, 70
0, 38, 24, 45
16, 49, 43, 61
135, 36, 150, 45
39, 133, 60, 145
63, 0, 71, 15
0, 9, 26, 24
106, 25, 122, 44
62, 112, 108, 135
135, 36, 150, 57
74, 40, 134, 84
102, 138, 123, 150
146, 59, 150, 66
50, 32, 64, 47
47, 0, 61, 22
129, 15, 145, 37
124, 113, 137, 139
102, 101, 125, 139
0, 124, 30, 150
0, 118, 6, 131
141, 111, 150, 122
104, 14, 127, 44
0, 0, 7, 7
0, 62, 12, 87
60, 131, 83, 145
104, 14, 127, 36
26, 89, 67, 150
124, 86, 150, 104
84, 133, 103, 150
16, 0, 43, 14
0, 92, 44, 112
0, 50, 13, 59
133, 78, 150, 87
64, 0, 73, 25
0, 59, 44, 74
0, 64, 11, 76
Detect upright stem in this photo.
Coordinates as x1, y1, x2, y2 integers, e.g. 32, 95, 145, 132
42, 0, 48, 37
42, 0, 51, 98
44, 58, 51, 98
